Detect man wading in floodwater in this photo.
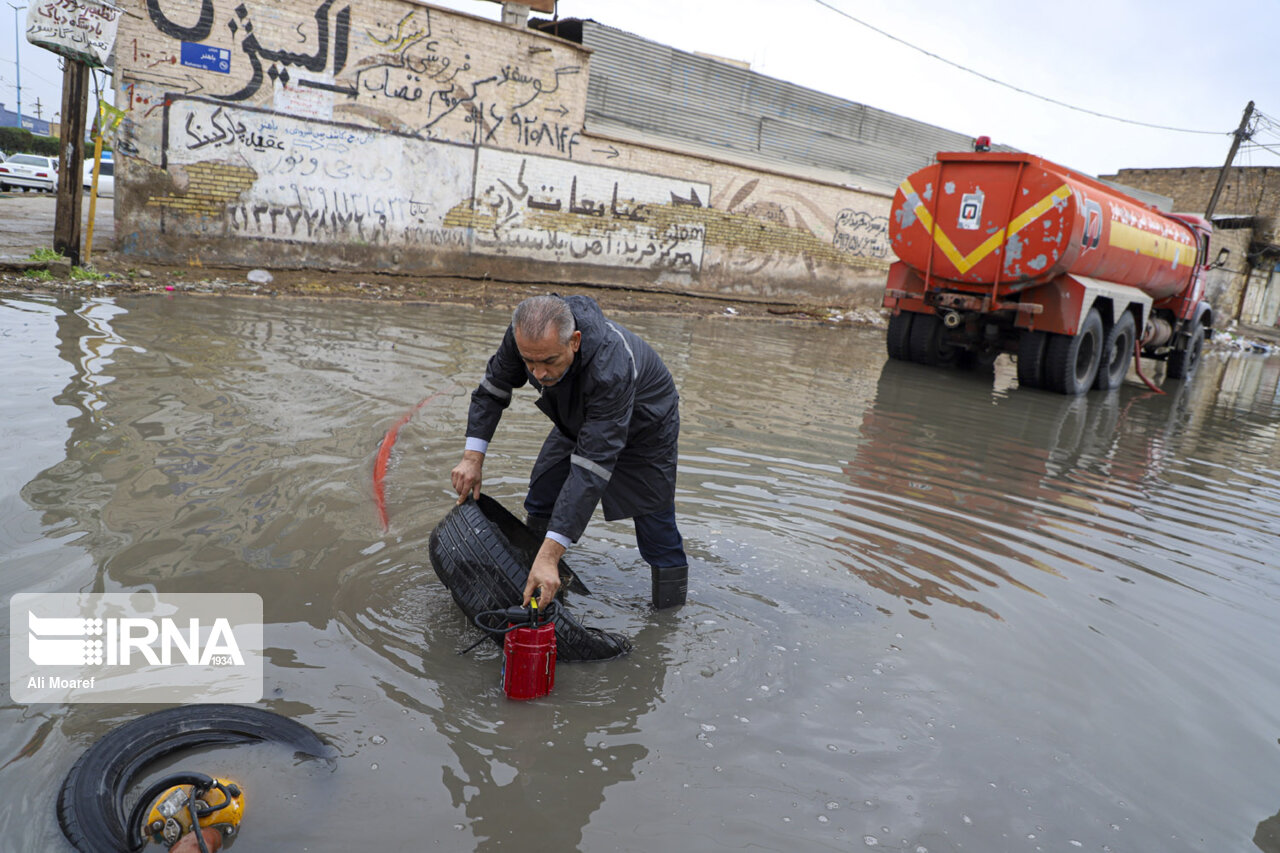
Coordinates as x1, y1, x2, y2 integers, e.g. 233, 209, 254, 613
451, 294, 688, 610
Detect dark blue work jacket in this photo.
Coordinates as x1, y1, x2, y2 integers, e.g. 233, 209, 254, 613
466, 296, 680, 542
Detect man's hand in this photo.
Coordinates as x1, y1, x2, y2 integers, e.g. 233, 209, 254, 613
450, 450, 484, 504
523, 538, 566, 610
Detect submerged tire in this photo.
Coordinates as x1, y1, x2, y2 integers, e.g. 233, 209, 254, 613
1044, 308, 1104, 395
1094, 311, 1136, 391
1017, 329, 1049, 389
907, 313, 965, 366
428, 494, 631, 661
57, 705, 331, 853
886, 311, 914, 361
1166, 320, 1205, 380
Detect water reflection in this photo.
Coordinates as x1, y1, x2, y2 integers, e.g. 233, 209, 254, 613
5, 293, 1280, 852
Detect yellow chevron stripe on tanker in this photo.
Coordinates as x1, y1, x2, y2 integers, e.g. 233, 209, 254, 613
900, 179, 1073, 275
1108, 221, 1196, 268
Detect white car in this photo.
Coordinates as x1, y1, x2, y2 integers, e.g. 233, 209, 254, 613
83, 157, 115, 198
0, 154, 58, 192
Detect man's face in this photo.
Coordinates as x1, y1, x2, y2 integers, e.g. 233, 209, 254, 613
514, 326, 581, 387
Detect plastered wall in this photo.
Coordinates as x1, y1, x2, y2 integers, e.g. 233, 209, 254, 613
112, 0, 893, 305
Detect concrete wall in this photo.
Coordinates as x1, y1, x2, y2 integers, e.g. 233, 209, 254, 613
111, 0, 893, 306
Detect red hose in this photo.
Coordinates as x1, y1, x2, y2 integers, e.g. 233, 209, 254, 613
373, 389, 450, 531
1132, 335, 1164, 394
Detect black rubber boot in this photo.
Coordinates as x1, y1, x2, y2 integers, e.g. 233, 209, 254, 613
526, 515, 550, 539
651, 564, 688, 609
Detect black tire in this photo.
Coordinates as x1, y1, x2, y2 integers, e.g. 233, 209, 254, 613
906, 313, 964, 366
428, 494, 631, 661
1017, 330, 1049, 389
58, 705, 332, 853
886, 311, 914, 361
1094, 311, 1136, 391
1167, 320, 1205, 380
1044, 308, 1104, 395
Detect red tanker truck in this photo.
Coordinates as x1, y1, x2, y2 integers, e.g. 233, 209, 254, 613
882, 151, 1213, 393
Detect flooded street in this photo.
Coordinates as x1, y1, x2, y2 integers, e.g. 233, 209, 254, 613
3, 291, 1280, 852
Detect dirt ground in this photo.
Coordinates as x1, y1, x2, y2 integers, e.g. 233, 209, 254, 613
0, 192, 885, 326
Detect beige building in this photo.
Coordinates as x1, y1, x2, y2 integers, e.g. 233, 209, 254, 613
1099, 166, 1280, 328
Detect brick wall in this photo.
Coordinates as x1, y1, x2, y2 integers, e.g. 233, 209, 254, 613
1099, 167, 1280, 219
109, 0, 892, 306
1099, 166, 1280, 322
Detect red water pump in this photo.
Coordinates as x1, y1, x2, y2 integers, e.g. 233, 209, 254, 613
472, 600, 559, 700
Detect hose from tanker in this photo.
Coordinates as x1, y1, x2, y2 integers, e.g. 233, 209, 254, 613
1133, 335, 1165, 394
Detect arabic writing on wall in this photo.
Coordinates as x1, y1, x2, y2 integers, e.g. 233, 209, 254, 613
132, 2, 585, 158
165, 98, 475, 245
126, 0, 893, 292
833, 209, 891, 260
469, 149, 711, 272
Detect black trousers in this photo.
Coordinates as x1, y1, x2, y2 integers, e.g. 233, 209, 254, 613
523, 454, 686, 568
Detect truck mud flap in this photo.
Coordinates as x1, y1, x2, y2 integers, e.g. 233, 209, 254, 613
57, 704, 333, 853
428, 494, 632, 662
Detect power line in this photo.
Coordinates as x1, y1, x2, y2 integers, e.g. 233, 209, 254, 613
1240, 140, 1280, 160
809, 0, 1231, 137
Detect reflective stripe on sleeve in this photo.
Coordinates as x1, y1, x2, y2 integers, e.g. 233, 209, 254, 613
571, 453, 613, 483
481, 378, 511, 401
605, 321, 638, 380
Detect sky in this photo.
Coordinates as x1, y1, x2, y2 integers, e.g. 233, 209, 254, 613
3, 0, 1279, 177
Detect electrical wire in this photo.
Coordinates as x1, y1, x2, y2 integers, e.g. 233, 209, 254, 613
808, 0, 1232, 136
1241, 140, 1280, 159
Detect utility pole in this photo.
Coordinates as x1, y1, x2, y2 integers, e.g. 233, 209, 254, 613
32, 96, 41, 119
53, 59, 89, 266
1204, 100, 1255, 221
7, 4, 24, 128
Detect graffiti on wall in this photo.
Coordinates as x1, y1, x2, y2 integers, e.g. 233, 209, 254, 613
128, 2, 584, 157
160, 97, 473, 246
121, 0, 893, 291
833, 209, 891, 260
464, 149, 711, 272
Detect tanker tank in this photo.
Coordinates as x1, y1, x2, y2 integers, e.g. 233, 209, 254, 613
889, 152, 1203, 301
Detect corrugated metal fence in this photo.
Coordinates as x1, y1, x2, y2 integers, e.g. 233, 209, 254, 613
577, 22, 993, 193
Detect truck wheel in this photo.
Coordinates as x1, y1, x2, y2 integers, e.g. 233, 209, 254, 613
907, 313, 961, 366
1044, 308, 1103, 394
1017, 330, 1048, 389
886, 311, 914, 361
1093, 311, 1136, 390
1166, 320, 1205, 380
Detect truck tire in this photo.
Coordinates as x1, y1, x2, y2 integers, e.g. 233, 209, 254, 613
886, 312, 914, 361
57, 705, 332, 853
1017, 330, 1048, 389
1093, 311, 1136, 390
429, 494, 631, 662
1044, 308, 1103, 394
907, 313, 962, 366
1166, 320, 1205, 380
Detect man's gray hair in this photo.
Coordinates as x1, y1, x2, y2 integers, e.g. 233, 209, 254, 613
512, 295, 575, 345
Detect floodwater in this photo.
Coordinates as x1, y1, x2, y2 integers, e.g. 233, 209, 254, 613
3, 292, 1280, 852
